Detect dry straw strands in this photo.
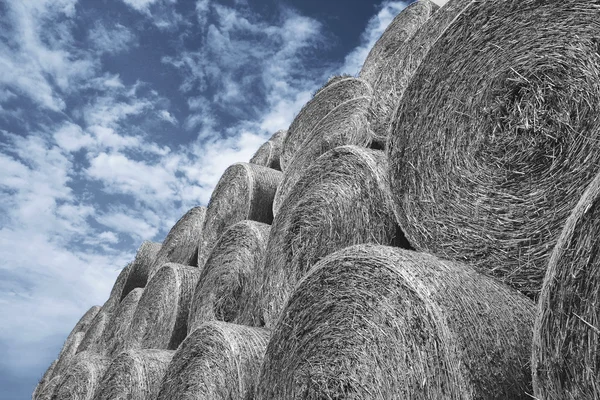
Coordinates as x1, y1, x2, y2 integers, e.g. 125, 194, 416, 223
77, 309, 110, 355
127, 263, 200, 350
532, 171, 600, 399
102, 264, 132, 315
387, 0, 600, 297
280, 76, 372, 170
250, 129, 287, 171
121, 241, 161, 300
93, 349, 174, 400
100, 288, 144, 357
197, 163, 281, 268
52, 331, 86, 380
52, 352, 109, 400
258, 146, 406, 327
156, 321, 270, 400
59, 306, 100, 358
188, 220, 270, 332
272, 96, 372, 215
33, 360, 57, 400
148, 206, 207, 281
256, 244, 535, 400
35, 375, 62, 400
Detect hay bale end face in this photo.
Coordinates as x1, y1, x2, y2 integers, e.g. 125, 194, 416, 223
532, 171, 600, 399
197, 163, 281, 269
121, 241, 161, 300
100, 287, 144, 357
127, 263, 199, 350
93, 349, 174, 400
387, 0, 600, 297
256, 245, 535, 399
188, 220, 270, 333
156, 321, 270, 400
52, 352, 109, 400
102, 264, 132, 315
250, 129, 287, 171
76, 309, 110, 355
258, 146, 407, 328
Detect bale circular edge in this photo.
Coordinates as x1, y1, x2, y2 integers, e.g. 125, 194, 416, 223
250, 129, 288, 171
52, 352, 110, 400
100, 287, 144, 358
121, 241, 161, 300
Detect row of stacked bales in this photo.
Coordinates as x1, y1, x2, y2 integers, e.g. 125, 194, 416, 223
33, 0, 600, 398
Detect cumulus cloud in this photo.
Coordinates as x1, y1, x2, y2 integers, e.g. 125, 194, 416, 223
89, 22, 137, 55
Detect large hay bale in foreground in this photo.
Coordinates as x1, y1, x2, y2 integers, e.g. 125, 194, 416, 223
52, 331, 86, 380
188, 220, 270, 332
148, 206, 207, 281
51, 352, 109, 400
258, 146, 407, 327
280, 76, 372, 170
256, 245, 535, 399
387, 0, 600, 297
156, 321, 270, 400
197, 163, 281, 268
77, 308, 110, 355
272, 96, 372, 216
33, 360, 57, 400
127, 263, 199, 350
100, 288, 143, 357
532, 172, 600, 399
93, 349, 174, 400
121, 241, 161, 299
250, 129, 287, 171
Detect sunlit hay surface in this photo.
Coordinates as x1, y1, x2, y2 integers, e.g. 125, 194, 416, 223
93, 349, 174, 400
258, 146, 407, 328
127, 263, 200, 350
100, 288, 143, 358
52, 352, 109, 400
533, 171, 600, 399
188, 220, 270, 333
256, 244, 535, 400
76, 308, 110, 355
280, 76, 372, 171
148, 206, 207, 281
250, 129, 288, 171
156, 321, 270, 400
197, 163, 281, 269
121, 241, 161, 300
272, 96, 373, 216
387, 0, 600, 298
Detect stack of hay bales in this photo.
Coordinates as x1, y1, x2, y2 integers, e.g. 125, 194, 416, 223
250, 129, 287, 171
50, 352, 109, 400
121, 241, 161, 299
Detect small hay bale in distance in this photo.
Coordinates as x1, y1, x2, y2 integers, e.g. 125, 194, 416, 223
59, 306, 100, 359
280, 76, 372, 171
256, 244, 535, 400
387, 0, 600, 297
250, 129, 287, 171
532, 171, 600, 399
197, 163, 281, 269
188, 220, 270, 332
258, 146, 408, 327
156, 321, 270, 400
102, 263, 132, 315
272, 96, 373, 216
77, 308, 110, 355
93, 349, 174, 400
147, 206, 207, 281
127, 263, 200, 350
100, 288, 144, 357
52, 331, 86, 380
51, 352, 109, 400
32, 360, 57, 400
121, 241, 161, 300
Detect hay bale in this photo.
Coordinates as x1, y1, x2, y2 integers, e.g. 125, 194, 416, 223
250, 129, 287, 171
258, 146, 407, 327
197, 163, 281, 269
148, 206, 207, 281
77, 309, 110, 355
102, 264, 132, 315
188, 220, 270, 332
256, 244, 535, 399
51, 352, 109, 400
280, 76, 372, 170
532, 171, 600, 399
387, 0, 600, 297
121, 241, 161, 300
156, 321, 270, 400
93, 349, 174, 400
52, 331, 86, 380
32, 360, 57, 400
100, 288, 144, 357
127, 263, 200, 350
35, 375, 62, 400
272, 96, 373, 216
59, 306, 100, 359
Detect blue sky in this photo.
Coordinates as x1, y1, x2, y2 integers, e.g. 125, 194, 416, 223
0, 0, 435, 398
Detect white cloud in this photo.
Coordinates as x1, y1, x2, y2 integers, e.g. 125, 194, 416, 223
121, 0, 159, 12
89, 22, 137, 55
95, 211, 160, 240
159, 110, 178, 125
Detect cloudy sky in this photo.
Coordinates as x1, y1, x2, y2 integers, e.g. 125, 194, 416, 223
0, 0, 430, 398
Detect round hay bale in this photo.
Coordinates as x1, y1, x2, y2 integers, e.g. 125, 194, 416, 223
272, 96, 373, 216
33, 360, 57, 400
121, 241, 161, 300
148, 206, 207, 281
100, 288, 144, 358
250, 129, 287, 171
59, 306, 100, 360
77, 309, 110, 355
197, 163, 282, 269
258, 146, 408, 327
256, 244, 535, 399
387, 0, 600, 297
532, 171, 600, 399
52, 352, 109, 400
93, 349, 174, 400
127, 263, 200, 350
35, 375, 62, 400
102, 263, 132, 315
52, 331, 86, 380
188, 220, 270, 332
280, 76, 372, 170
156, 321, 270, 400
